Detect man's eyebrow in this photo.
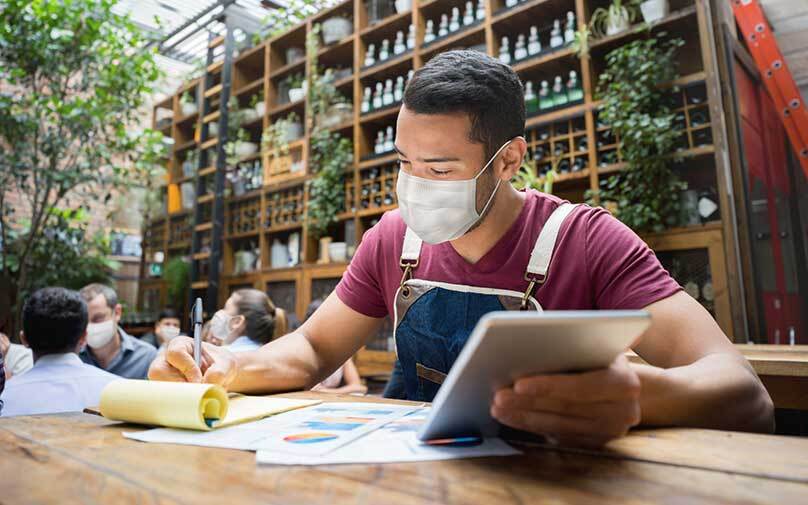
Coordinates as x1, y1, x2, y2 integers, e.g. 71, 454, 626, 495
394, 145, 461, 163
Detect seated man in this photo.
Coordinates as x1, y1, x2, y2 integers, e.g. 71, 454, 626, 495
79, 283, 156, 379
1, 287, 117, 417
150, 50, 773, 447
140, 308, 181, 351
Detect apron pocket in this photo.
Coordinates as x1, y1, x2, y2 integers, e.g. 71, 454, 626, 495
416, 362, 446, 401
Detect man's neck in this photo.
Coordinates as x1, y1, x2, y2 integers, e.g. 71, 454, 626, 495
450, 184, 526, 264
90, 329, 122, 369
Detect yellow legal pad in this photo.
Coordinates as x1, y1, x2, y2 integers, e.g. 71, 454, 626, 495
99, 379, 320, 431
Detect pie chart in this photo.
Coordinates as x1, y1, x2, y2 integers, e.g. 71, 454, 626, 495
283, 432, 339, 444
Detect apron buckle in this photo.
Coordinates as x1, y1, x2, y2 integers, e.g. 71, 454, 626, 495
521, 272, 546, 310
399, 259, 418, 296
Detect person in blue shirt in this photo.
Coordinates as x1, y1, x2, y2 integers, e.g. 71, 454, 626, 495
78, 284, 156, 379
1, 287, 118, 417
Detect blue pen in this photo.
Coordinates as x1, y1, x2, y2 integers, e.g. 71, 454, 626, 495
423, 436, 482, 447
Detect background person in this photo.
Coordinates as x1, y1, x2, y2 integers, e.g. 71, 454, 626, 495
208, 289, 288, 353
141, 308, 181, 351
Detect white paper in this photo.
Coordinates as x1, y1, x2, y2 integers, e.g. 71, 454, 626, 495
124, 402, 417, 454
256, 409, 521, 466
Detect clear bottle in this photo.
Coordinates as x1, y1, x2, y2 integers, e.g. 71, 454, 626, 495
374, 130, 385, 155
394, 30, 406, 55
384, 126, 395, 152
407, 24, 416, 50
539, 80, 553, 110
361, 86, 372, 114
550, 19, 564, 48
524, 81, 539, 115
424, 19, 436, 44
476, 0, 486, 20
438, 14, 449, 37
449, 7, 461, 32
514, 34, 528, 61
383, 79, 394, 106
364, 43, 376, 67
463, 1, 475, 26
498, 36, 511, 65
394, 76, 405, 102
379, 39, 390, 61
373, 82, 384, 109
564, 11, 576, 45
528, 26, 542, 55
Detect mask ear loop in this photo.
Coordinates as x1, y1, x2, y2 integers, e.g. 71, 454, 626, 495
473, 140, 513, 218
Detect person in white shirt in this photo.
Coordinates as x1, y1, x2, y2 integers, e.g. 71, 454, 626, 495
1, 331, 34, 379
1, 287, 118, 417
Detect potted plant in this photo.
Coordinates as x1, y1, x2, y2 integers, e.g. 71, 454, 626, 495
588, 35, 687, 232
288, 74, 306, 102
321, 17, 352, 45
640, 0, 669, 23
251, 92, 266, 117
282, 112, 303, 142
163, 257, 190, 307
180, 91, 197, 116
590, 0, 639, 38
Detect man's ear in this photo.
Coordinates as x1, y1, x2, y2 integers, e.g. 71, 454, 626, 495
498, 137, 527, 180
76, 331, 87, 353
114, 303, 123, 322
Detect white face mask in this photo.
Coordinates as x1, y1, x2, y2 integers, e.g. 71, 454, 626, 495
86, 319, 116, 349
396, 140, 513, 244
210, 310, 234, 341
160, 325, 180, 342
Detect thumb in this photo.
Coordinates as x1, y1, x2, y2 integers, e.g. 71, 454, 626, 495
202, 348, 236, 388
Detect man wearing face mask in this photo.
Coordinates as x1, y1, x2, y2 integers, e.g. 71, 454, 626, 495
150, 50, 773, 447
141, 308, 182, 351
79, 284, 157, 379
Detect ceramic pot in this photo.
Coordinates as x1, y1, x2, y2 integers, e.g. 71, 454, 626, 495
288, 88, 305, 103
180, 102, 197, 116
640, 0, 669, 23
328, 242, 348, 262
234, 141, 258, 158
322, 17, 352, 44
284, 122, 304, 142
606, 9, 631, 35
394, 0, 412, 14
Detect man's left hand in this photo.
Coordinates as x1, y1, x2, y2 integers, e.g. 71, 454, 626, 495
491, 355, 641, 448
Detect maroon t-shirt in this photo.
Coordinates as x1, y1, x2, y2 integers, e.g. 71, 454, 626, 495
336, 190, 681, 318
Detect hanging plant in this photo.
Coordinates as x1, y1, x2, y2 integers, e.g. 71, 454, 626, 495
588, 34, 686, 233
304, 24, 354, 239
590, 0, 641, 38
570, 26, 591, 59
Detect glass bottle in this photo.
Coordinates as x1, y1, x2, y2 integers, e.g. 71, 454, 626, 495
528, 26, 542, 56
552, 75, 568, 107
514, 34, 527, 61
566, 70, 583, 103
361, 86, 372, 114
550, 19, 564, 48
539, 80, 553, 110
564, 11, 576, 45
463, 2, 474, 26
498, 36, 511, 65
524, 81, 539, 115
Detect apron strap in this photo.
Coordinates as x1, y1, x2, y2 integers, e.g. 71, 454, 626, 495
521, 203, 577, 309
399, 227, 423, 289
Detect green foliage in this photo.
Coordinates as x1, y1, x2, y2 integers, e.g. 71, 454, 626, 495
590, 0, 641, 38
224, 97, 249, 166
261, 112, 300, 159
571, 26, 591, 59
0, 0, 162, 330
589, 35, 687, 233
258, 0, 332, 39
162, 257, 190, 309
305, 25, 353, 239
513, 159, 557, 195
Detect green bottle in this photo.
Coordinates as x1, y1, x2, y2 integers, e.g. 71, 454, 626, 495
552, 76, 568, 107
524, 81, 539, 115
539, 80, 554, 110
566, 70, 583, 103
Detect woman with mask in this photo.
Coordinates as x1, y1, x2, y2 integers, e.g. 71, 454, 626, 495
209, 289, 288, 352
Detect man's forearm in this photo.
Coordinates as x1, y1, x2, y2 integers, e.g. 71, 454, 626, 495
634, 353, 774, 433
228, 331, 325, 394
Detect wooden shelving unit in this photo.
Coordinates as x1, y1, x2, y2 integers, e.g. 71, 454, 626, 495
141, 0, 742, 374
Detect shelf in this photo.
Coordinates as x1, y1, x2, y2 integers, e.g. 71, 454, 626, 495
420, 23, 485, 56
173, 139, 197, 153
264, 173, 309, 192
264, 222, 304, 234
200, 137, 218, 150
360, 10, 411, 38
525, 102, 590, 129
327, 119, 355, 134
225, 230, 260, 240
197, 194, 214, 204
598, 145, 716, 175
640, 221, 723, 241
204, 84, 222, 99
234, 42, 265, 65
270, 58, 306, 80
358, 203, 397, 217
318, 34, 354, 58
209, 35, 224, 49
270, 99, 304, 117
590, 6, 698, 53
234, 77, 264, 97
168, 241, 191, 250
335, 75, 354, 90
229, 187, 263, 202
360, 104, 400, 124
360, 53, 413, 80
191, 281, 209, 290
492, 0, 551, 24
359, 152, 397, 169
195, 222, 213, 232
512, 46, 575, 74
199, 166, 217, 177
241, 115, 264, 130
192, 252, 211, 261
203, 110, 220, 124
207, 60, 224, 74
175, 111, 199, 125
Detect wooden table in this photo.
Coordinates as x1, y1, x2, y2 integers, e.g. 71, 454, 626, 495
2, 392, 808, 505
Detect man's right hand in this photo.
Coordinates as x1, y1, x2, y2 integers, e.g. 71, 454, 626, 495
148, 336, 239, 388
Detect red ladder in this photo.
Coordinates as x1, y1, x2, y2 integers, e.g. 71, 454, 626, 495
732, 0, 808, 178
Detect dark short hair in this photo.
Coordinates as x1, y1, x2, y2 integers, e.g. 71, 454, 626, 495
158, 308, 179, 321
403, 50, 525, 159
79, 283, 118, 309
23, 287, 88, 355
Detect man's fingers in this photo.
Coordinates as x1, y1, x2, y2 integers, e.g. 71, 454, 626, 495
491, 405, 596, 438
513, 359, 640, 403
494, 389, 604, 419
165, 340, 203, 383
148, 362, 190, 382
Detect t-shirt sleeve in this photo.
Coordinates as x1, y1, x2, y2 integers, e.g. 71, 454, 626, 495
585, 208, 681, 309
335, 221, 389, 319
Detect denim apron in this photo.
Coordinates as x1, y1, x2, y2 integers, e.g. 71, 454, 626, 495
385, 203, 578, 401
